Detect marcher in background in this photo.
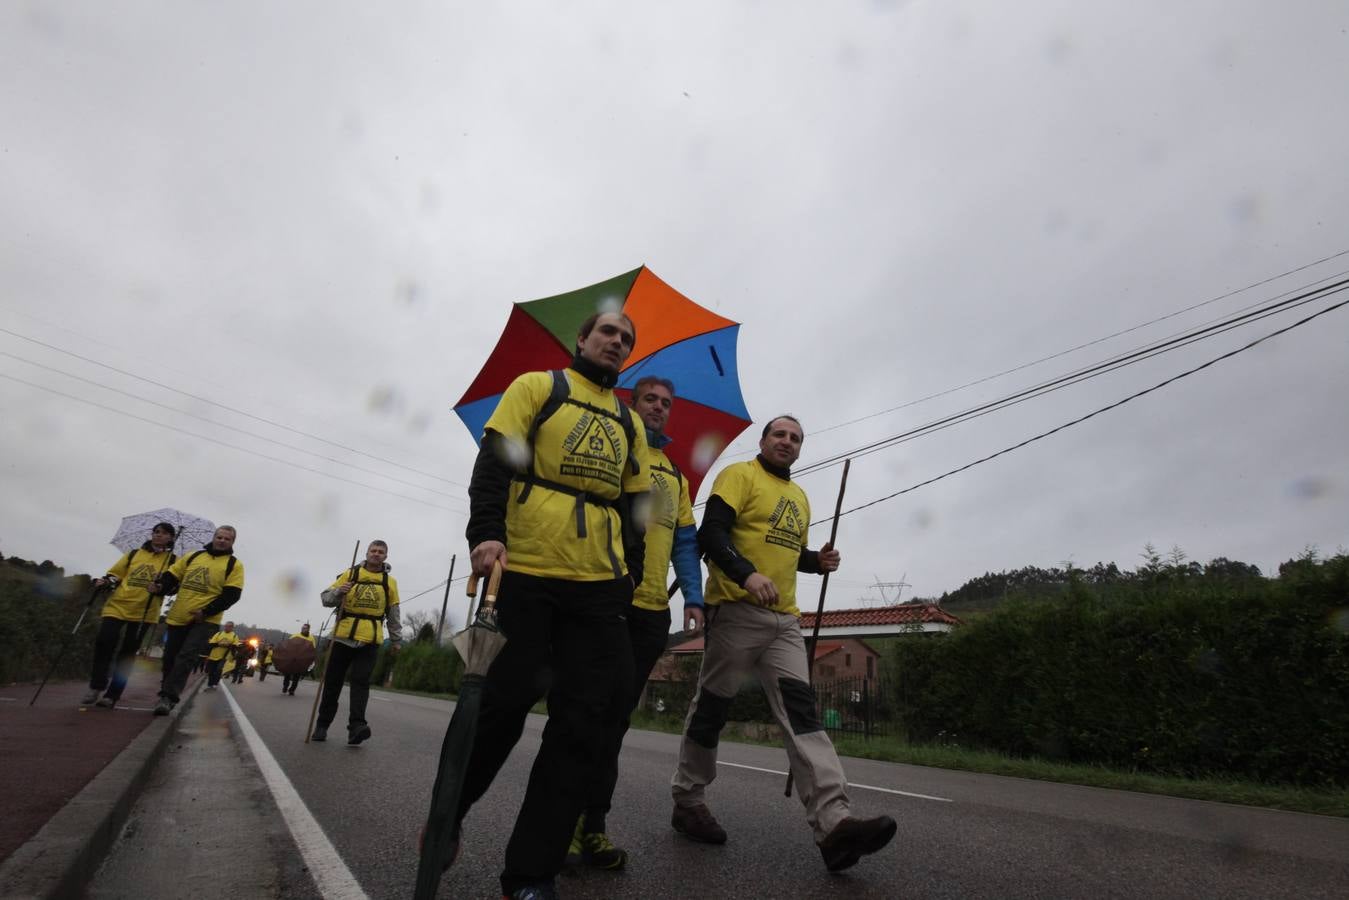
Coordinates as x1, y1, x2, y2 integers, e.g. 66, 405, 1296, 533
456, 310, 649, 900
206, 622, 240, 690
569, 375, 704, 871
312, 541, 403, 744
671, 416, 897, 872
281, 624, 316, 696
151, 526, 245, 715
229, 640, 251, 684
257, 643, 274, 682
83, 522, 177, 709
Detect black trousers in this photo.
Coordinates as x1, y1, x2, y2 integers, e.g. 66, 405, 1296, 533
317, 641, 378, 728
88, 617, 149, 700
230, 661, 246, 683
160, 622, 216, 702
206, 657, 225, 686
282, 672, 303, 693
455, 571, 633, 896
584, 604, 672, 833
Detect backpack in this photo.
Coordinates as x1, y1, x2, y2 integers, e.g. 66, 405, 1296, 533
338, 565, 390, 642
513, 369, 640, 538
183, 550, 237, 584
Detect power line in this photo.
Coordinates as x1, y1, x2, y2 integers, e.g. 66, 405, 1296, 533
0, 372, 467, 515
793, 277, 1349, 479
0, 350, 465, 500
808, 248, 1349, 438
822, 294, 1349, 524
12, 306, 447, 466
401, 574, 473, 604
0, 326, 468, 489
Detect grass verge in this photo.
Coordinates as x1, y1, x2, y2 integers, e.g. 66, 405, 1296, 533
376, 698, 1348, 818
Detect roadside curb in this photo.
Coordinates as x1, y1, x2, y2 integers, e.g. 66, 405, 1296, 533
0, 677, 205, 900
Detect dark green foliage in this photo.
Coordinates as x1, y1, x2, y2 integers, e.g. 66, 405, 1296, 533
0, 557, 99, 684
889, 554, 1349, 786
390, 641, 464, 694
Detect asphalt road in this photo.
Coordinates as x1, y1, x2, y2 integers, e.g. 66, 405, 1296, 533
96, 678, 1349, 899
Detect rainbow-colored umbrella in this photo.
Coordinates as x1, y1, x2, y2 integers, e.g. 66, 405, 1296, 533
454, 265, 751, 498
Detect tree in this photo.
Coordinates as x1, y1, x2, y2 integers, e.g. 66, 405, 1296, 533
1204, 557, 1262, 578
403, 609, 438, 643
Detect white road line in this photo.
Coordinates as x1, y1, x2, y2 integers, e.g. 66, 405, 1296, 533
0, 697, 16, 701
717, 761, 952, 803
222, 686, 370, 900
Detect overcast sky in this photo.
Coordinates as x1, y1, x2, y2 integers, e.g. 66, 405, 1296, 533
2, 1, 1346, 634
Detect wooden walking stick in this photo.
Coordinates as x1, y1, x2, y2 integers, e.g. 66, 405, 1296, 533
786, 458, 851, 797
305, 539, 360, 743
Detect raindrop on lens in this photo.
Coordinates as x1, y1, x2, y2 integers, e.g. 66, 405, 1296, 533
275, 570, 308, 602
368, 386, 400, 414
691, 434, 726, 474
499, 438, 531, 470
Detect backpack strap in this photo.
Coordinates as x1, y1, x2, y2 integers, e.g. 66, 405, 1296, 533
339, 566, 388, 643
514, 370, 638, 534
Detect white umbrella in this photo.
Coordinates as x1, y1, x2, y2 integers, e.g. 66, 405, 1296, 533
110, 508, 216, 556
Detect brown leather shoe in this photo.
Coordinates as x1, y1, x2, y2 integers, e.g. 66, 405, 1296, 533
671, 803, 727, 844
818, 815, 897, 872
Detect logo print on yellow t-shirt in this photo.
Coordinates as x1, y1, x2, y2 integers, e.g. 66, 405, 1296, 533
127, 563, 156, 589
766, 496, 805, 550
183, 565, 212, 593
559, 412, 624, 487
649, 471, 677, 530
566, 415, 620, 465
350, 583, 382, 610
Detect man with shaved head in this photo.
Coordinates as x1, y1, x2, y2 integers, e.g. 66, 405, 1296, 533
671, 415, 897, 873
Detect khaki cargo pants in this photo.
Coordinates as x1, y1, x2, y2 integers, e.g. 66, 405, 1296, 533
671, 599, 851, 841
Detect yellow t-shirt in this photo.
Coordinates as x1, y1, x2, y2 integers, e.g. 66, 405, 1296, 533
102, 548, 175, 623
703, 458, 811, 616
326, 567, 400, 644
208, 630, 241, 661
485, 368, 649, 580
164, 551, 245, 626
632, 442, 696, 612
289, 632, 317, 646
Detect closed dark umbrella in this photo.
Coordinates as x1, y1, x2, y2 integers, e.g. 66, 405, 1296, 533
415, 560, 505, 900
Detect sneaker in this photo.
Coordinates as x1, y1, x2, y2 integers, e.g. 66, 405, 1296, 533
671, 803, 727, 845
81, 689, 100, 705
581, 831, 627, 870
564, 815, 584, 868
95, 696, 117, 709
817, 815, 897, 872
152, 697, 173, 717
348, 724, 372, 745
502, 883, 559, 900
311, 725, 328, 742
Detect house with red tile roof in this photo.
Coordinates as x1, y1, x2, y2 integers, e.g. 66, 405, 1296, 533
648, 603, 959, 687
799, 602, 961, 639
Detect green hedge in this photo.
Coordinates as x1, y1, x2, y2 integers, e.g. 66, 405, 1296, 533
390, 641, 463, 694
887, 555, 1349, 786
0, 563, 100, 684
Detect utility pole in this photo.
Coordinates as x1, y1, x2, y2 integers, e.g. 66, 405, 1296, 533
435, 554, 456, 644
